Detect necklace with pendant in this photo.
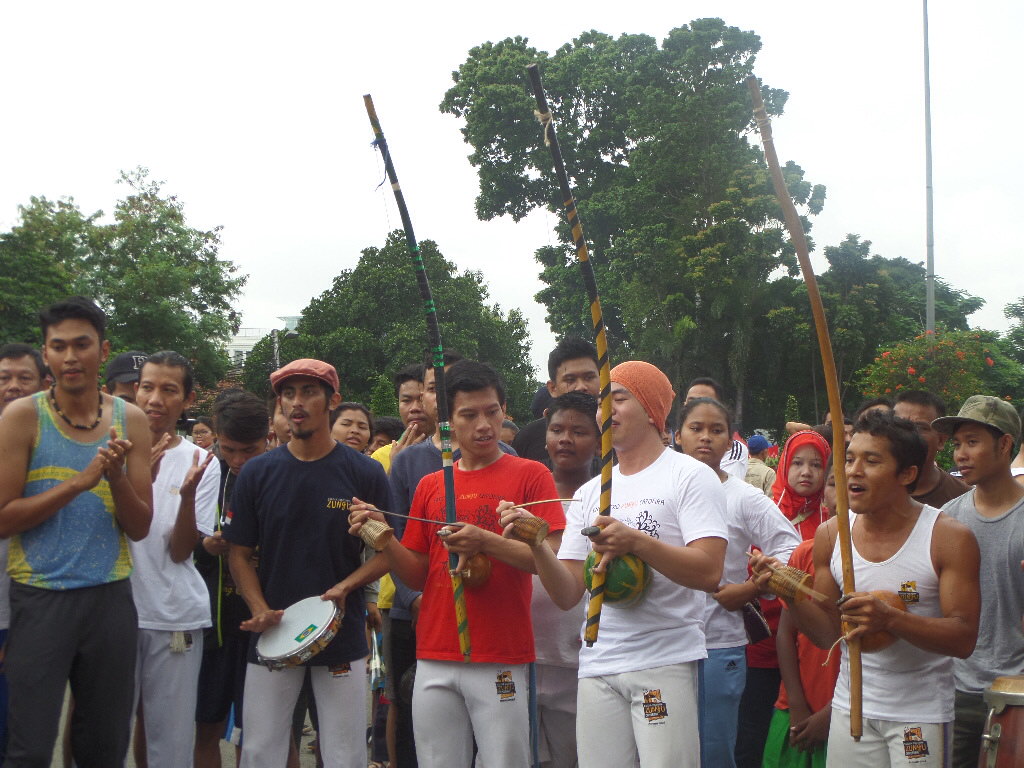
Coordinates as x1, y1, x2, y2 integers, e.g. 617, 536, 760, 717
49, 385, 103, 431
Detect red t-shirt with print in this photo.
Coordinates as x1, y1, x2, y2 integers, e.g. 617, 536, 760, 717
402, 454, 565, 664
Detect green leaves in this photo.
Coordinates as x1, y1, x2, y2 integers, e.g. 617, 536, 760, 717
242, 231, 537, 419
0, 169, 244, 386
443, 19, 812, 428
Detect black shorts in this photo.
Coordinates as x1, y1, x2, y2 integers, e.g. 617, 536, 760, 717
195, 630, 250, 725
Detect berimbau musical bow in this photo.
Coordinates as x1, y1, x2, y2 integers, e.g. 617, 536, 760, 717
526, 63, 615, 647
745, 75, 862, 740
364, 95, 471, 662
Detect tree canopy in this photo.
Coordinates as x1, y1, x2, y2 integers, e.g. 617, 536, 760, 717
441, 19, 824, 426
242, 231, 537, 420
441, 19, 1019, 432
0, 168, 245, 386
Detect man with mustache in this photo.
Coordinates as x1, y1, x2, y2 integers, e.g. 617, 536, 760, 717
223, 359, 390, 768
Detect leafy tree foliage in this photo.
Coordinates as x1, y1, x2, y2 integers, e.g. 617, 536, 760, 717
441, 20, 1019, 432
242, 231, 537, 420
745, 236, 987, 428
0, 169, 245, 386
856, 329, 1024, 410
1004, 297, 1024, 366
441, 20, 823, 427
0, 197, 96, 345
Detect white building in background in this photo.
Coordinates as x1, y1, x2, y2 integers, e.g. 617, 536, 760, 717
225, 316, 299, 368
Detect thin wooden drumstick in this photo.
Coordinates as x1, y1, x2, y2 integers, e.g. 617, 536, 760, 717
515, 498, 578, 508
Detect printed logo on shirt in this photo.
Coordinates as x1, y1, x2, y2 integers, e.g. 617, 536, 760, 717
642, 689, 668, 723
495, 671, 516, 702
902, 727, 930, 759
295, 624, 318, 643
899, 581, 921, 604
634, 510, 662, 540
326, 498, 352, 511
329, 663, 351, 678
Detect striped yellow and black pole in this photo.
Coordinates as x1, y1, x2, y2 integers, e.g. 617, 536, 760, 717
525, 64, 614, 646
364, 95, 471, 662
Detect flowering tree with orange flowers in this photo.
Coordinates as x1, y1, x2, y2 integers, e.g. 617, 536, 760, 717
857, 329, 1023, 410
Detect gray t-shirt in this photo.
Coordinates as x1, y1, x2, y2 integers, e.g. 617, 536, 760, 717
942, 489, 1024, 693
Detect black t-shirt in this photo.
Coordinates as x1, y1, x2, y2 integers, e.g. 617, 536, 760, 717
193, 460, 249, 643
223, 443, 391, 665
510, 418, 551, 466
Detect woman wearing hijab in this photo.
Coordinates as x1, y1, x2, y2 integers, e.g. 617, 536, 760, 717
736, 430, 831, 767
770, 430, 832, 541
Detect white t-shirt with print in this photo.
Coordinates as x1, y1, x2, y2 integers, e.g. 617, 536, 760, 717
130, 438, 219, 631
704, 477, 800, 649
559, 448, 728, 678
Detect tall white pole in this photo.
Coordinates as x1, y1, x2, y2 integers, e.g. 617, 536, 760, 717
923, 0, 936, 335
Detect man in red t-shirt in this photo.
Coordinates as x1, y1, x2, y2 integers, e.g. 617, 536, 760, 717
349, 360, 565, 768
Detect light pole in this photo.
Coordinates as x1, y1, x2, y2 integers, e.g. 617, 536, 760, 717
271, 328, 299, 370
923, 0, 935, 337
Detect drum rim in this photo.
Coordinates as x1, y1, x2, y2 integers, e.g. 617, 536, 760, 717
256, 596, 342, 662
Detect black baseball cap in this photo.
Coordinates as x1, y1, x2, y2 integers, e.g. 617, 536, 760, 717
105, 351, 149, 386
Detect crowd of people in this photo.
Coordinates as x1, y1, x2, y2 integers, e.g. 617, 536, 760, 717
0, 295, 1022, 768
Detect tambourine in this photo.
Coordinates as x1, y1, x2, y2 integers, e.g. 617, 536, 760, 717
256, 596, 342, 670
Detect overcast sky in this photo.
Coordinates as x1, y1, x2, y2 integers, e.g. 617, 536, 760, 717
2, 1, 1020, 377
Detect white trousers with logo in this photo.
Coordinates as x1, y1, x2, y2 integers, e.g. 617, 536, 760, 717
827, 708, 952, 767
576, 660, 700, 768
412, 659, 530, 768
240, 659, 368, 768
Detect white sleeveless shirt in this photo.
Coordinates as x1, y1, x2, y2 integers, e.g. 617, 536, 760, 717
830, 505, 954, 722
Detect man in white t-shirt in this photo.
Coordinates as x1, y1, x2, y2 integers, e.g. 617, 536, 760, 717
132, 351, 220, 767
503, 360, 727, 768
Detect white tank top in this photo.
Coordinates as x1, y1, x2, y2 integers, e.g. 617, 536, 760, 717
830, 505, 954, 722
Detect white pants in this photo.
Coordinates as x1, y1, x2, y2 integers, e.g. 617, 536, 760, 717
240, 660, 368, 768
413, 660, 530, 768
827, 708, 952, 767
536, 664, 579, 768
576, 661, 699, 768
134, 628, 205, 768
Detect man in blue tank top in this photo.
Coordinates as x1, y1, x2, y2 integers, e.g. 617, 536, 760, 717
752, 410, 981, 767
0, 296, 153, 767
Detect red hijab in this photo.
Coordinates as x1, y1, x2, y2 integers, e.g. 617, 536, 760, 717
771, 430, 831, 541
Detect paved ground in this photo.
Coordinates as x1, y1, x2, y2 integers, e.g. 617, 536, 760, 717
49, 687, 324, 767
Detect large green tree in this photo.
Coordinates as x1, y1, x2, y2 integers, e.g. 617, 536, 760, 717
242, 231, 537, 420
0, 169, 245, 386
441, 20, 824, 427
0, 197, 95, 344
1004, 297, 1024, 366
744, 235, 986, 431
91, 169, 246, 384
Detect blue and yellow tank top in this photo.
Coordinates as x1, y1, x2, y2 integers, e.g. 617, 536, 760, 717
9, 391, 133, 589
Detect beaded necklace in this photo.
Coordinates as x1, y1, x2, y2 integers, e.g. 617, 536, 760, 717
49, 385, 103, 431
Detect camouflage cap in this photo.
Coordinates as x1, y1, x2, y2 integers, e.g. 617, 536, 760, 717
931, 395, 1021, 442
